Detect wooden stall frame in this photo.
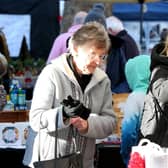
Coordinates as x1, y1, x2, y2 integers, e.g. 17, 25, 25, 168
112, 93, 129, 137
0, 110, 29, 122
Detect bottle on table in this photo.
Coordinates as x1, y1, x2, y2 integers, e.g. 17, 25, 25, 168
9, 83, 18, 110
3, 95, 14, 111
18, 88, 26, 110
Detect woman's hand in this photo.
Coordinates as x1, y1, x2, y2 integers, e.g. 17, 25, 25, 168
61, 95, 91, 120
70, 117, 88, 134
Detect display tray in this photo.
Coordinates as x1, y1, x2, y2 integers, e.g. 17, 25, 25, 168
0, 110, 29, 122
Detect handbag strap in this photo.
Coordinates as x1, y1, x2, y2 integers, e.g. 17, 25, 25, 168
149, 68, 168, 123
65, 125, 75, 155
65, 127, 87, 157
55, 112, 59, 158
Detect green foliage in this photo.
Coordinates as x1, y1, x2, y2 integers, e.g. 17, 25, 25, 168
9, 57, 46, 76
9, 35, 46, 76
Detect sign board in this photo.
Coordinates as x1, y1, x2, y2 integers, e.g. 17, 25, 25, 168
0, 122, 29, 148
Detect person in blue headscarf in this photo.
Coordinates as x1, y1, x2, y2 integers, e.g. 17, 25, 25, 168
120, 55, 151, 166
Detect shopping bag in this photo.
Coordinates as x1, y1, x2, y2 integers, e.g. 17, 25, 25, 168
146, 153, 168, 168
145, 147, 168, 168
128, 139, 168, 168
128, 139, 150, 168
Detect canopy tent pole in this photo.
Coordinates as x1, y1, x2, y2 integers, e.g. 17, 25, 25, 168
139, 1, 145, 53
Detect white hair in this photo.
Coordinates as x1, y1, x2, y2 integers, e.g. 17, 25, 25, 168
106, 16, 124, 35
73, 11, 88, 25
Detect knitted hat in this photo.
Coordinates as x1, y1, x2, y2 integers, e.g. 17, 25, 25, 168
84, 3, 106, 28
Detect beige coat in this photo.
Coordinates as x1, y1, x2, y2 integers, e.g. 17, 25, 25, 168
23, 54, 116, 168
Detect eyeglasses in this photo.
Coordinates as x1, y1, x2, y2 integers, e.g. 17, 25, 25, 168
88, 53, 107, 62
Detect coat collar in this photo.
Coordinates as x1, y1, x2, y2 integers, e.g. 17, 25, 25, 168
51, 53, 107, 92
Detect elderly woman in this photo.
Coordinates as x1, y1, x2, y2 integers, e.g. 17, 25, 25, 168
23, 22, 116, 168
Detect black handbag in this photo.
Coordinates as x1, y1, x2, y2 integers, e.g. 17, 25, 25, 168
148, 95, 168, 147
33, 113, 83, 168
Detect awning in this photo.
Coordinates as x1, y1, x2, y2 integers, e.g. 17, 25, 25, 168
112, 1, 168, 21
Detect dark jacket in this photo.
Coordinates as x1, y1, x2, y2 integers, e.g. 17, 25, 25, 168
106, 30, 139, 93
140, 43, 168, 138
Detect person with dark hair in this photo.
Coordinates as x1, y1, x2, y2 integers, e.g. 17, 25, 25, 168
139, 28, 168, 148
160, 28, 168, 42
23, 22, 116, 168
